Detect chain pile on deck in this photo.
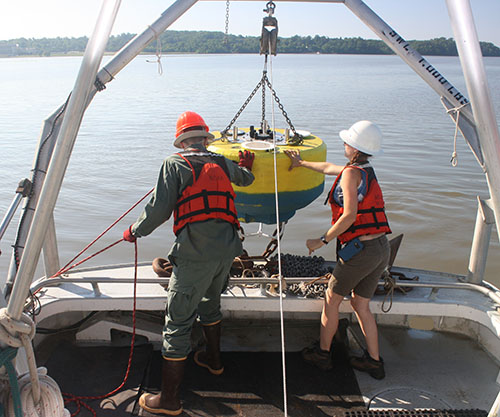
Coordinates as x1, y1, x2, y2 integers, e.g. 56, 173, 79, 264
230, 253, 332, 298
277, 254, 331, 298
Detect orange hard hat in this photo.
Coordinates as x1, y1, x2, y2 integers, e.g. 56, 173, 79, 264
174, 111, 214, 148
175, 111, 209, 137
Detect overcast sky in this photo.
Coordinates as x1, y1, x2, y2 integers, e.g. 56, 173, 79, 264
1, 0, 499, 47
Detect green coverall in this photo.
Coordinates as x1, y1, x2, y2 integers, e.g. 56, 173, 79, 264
131, 143, 254, 358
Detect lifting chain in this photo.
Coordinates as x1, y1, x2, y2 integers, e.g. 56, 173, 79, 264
261, 73, 266, 130
221, 76, 265, 138
221, 68, 303, 145
264, 72, 303, 144
220, 0, 303, 145
224, 0, 230, 45
261, 223, 285, 258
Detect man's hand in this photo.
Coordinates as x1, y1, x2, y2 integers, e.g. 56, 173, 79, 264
238, 150, 255, 170
123, 225, 137, 243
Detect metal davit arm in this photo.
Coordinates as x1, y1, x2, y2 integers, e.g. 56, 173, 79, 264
6, 0, 203, 320
446, 0, 500, 244
4, 0, 200, 295
95, 0, 200, 86
342, 0, 500, 285
6, 0, 121, 321
343, 0, 483, 166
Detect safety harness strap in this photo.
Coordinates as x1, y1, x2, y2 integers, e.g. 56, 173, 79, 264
0, 347, 23, 417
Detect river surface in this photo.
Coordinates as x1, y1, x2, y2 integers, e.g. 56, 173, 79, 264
0, 53, 499, 287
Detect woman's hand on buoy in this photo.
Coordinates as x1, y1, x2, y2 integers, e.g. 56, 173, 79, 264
284, 150, 302, 171
306, 238, 323, 255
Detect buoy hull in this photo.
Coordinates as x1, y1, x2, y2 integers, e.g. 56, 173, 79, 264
235, 184, 324, 224
208, 129, 326, 224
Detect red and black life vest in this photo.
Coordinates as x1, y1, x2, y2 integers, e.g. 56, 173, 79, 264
173, 150, 240, 235
325, 164, 391, 244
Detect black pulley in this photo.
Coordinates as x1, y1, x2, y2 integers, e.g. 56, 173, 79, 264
260, 2, 278, 56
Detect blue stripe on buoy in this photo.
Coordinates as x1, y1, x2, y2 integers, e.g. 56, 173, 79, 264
235, 183, 324, 224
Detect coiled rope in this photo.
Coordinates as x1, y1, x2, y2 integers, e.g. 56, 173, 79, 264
0, 308, 70, 416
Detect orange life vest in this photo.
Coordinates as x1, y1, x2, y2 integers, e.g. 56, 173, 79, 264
326, 164, 391, 244
173, 150, 240, 235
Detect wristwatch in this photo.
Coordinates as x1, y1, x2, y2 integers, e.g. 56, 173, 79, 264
320, 235, 329, 245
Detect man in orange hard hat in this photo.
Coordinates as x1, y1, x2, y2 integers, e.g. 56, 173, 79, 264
123, 111, 255, 415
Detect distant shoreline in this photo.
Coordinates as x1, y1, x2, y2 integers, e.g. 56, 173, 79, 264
1, 31, 499, 58
3, 51, 500, 59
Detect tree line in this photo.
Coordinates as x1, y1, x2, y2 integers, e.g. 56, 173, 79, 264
1, 31, 499, 57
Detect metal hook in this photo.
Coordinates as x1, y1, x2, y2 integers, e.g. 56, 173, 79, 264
263, 1, 276, 16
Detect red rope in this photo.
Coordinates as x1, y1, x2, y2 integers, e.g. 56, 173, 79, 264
51, 239, 124, 278
40, 190, 151, 415
52, 187, 153, 278
63, 240, 139, 416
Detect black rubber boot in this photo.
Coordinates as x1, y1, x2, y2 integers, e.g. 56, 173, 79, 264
301, 341, 333, 371
139, 357, 185, 415
194, 322, 224, 375
350, 349, 385, 380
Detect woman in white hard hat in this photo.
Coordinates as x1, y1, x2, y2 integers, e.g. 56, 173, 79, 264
285, 120, 391, 379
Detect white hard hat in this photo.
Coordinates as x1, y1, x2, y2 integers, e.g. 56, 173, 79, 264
339, 120, 383, 156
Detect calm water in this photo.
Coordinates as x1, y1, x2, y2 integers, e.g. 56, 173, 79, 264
0, 54, 499, 286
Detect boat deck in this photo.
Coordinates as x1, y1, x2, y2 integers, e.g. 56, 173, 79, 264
43, 340, 364, 416
30, 262, 500, 414
37, 318, 496, 415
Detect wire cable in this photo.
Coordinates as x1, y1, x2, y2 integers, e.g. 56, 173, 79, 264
268, 46, 288, 417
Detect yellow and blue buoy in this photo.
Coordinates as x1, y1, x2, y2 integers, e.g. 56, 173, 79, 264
208, 128, 326, 224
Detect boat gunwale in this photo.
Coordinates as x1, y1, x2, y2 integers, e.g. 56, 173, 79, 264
30, 263, 500, 304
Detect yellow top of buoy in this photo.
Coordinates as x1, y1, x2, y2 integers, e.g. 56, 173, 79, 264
209, 128, 325, 194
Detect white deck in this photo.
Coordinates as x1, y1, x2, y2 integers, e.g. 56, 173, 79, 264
29, 262, 500, 411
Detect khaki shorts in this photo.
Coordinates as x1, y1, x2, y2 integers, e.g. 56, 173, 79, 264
328, 235, 390, 298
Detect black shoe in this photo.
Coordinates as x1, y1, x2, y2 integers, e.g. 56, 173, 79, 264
350, 349, 385, 380
301, 341, 332, 371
